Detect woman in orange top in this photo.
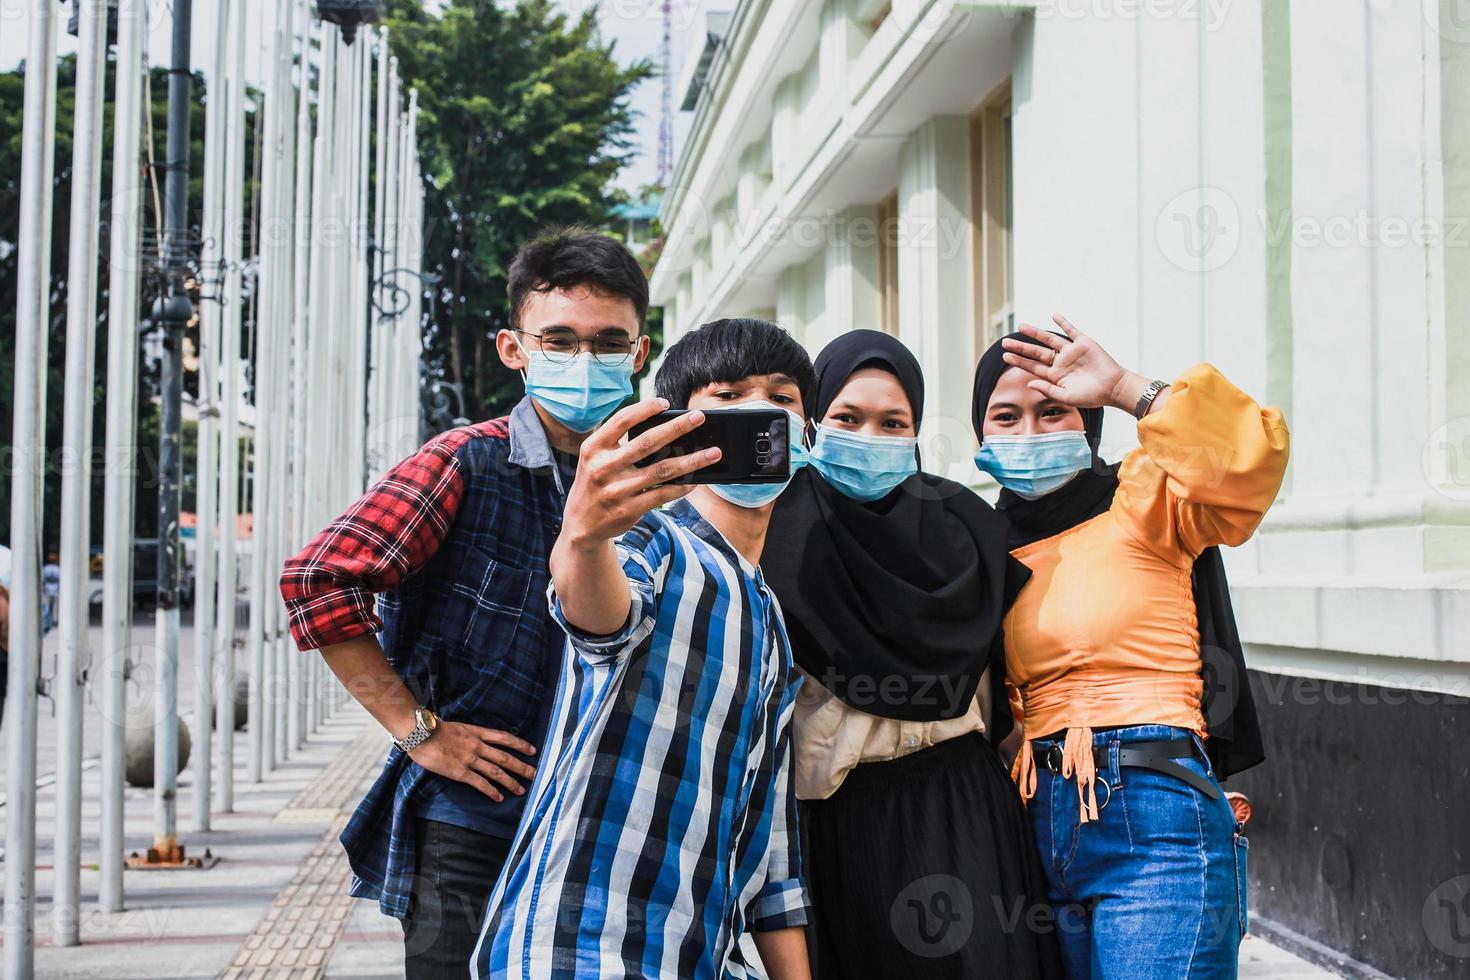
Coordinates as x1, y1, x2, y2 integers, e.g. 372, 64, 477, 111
971, 316, 1289, 979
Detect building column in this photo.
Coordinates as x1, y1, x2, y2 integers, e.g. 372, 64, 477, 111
819, 0, 865, 90
736, 136, 772, 236
772, 73, 802, 190
776, 262, 809, 343
897, 115, 977, 481
809, 204, 882, 353
1257, 0, 1470, 579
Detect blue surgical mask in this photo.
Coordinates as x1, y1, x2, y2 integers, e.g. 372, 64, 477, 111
974, 431, 1093, 499
708, 401, 808, 509
519, 342, 633, 433
809, 424, 918, 502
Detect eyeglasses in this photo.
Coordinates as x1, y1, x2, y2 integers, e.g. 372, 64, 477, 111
516, 327, 636, 366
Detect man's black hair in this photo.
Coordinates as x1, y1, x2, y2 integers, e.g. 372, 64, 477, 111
654, 318, 817, 416
507, 226, 649, 329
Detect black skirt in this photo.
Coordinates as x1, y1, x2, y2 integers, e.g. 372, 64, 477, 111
801, 732, 1063, 979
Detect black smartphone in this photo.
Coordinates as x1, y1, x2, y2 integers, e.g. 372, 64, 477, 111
628, 408, 791, 484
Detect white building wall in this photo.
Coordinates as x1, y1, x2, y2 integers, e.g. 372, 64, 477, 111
653, 0, 1470, 694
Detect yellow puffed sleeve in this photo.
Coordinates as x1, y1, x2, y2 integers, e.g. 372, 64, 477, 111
1111, 364, 1290, 562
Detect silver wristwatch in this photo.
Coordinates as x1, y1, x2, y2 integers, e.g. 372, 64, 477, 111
394, 706, 440, 753
1134, 379, 1170, 419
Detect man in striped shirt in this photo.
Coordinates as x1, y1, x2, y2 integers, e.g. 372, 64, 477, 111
474, 319, 816, 979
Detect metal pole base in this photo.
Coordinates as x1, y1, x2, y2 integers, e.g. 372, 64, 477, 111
126, 839, 219, 870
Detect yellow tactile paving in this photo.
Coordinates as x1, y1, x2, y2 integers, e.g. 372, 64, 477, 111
220, 724, 389, 979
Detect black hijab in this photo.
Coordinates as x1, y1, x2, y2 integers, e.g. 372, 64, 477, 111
971, 334, 1264, 779
764, 330, 1029, 729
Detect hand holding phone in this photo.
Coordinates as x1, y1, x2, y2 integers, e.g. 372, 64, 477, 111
628, 408, 792, 485
559, 399, 719, 547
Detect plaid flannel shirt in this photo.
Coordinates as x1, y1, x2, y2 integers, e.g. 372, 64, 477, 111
281, 397, 571, 917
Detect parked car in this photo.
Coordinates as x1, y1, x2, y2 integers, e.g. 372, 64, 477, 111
132, 538, 195, 609
87, 539, 195, 611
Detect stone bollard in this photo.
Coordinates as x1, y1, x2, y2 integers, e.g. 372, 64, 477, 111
211, 674, 251, 731
124, 704, 193, 788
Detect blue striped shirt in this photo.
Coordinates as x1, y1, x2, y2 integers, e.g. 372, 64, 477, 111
472, 498, 809, 979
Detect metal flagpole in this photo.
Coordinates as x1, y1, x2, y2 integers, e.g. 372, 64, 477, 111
355, 33, 372, 497
253, 0, 289, 773
4, 0, 58, 970
100, 0, 148, 910
194, 0, 232, 832
148, 0, 195, 868
270, 0, 298, 767
213, 0, 246, 786
393, 93, 414, 459
53, 0, 109, 945
303, 25, 337, 735
380, 61, 401, 455
404, 93, 425, 454
327, 34, 351, 534
288, 0, 314, 752
369, 29, 390, 478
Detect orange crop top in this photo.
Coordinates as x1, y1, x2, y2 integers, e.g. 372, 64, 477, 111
1004, 364, 1290, 822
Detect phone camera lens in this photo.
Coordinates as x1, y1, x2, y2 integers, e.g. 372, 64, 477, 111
756, 454, 769, 466
756, 438, 771, 453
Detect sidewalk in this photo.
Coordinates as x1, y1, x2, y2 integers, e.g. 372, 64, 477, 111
4, 697, 1342, 979
7, 702, 397, 979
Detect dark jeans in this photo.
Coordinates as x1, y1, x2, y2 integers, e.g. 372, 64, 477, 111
401, 818, 512, 979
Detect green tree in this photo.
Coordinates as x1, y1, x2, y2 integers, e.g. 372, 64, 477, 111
385, 0, 653, 420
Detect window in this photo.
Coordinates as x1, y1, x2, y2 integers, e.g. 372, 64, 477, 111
877, 191, 900, 336
971, 81, 1013, 353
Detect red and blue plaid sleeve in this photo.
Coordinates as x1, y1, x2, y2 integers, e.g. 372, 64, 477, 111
279, 425, 497, 650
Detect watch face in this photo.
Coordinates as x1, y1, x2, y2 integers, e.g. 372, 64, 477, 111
423, 709, 439, 731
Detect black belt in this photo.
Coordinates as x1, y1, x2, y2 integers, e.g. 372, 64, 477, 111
1039, 737, 1221, 801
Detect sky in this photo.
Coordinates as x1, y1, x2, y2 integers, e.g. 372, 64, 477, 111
0, 0, 713, 193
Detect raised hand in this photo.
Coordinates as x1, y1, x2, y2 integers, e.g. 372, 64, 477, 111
1000, 315, 1143, 412
553, 398, 722, 638
561, 397, 721, 548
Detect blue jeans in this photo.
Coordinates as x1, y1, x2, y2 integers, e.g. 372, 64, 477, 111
1029, 724, 1248, 979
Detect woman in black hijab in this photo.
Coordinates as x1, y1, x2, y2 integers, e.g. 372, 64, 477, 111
971, 317, 1289, 978
764, 330, 1059, 979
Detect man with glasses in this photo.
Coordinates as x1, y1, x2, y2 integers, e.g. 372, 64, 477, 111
280, 227, 651, 978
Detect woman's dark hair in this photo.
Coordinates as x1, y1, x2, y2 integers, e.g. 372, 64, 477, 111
654, 318, 817, 416
507, 226, 649, 329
